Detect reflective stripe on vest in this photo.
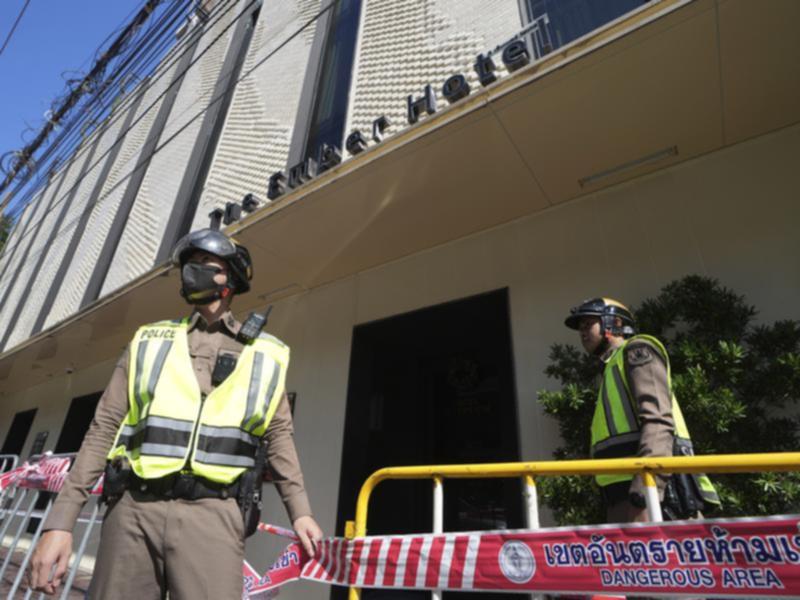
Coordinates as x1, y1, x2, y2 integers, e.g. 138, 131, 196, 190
108, 320, 289, 484
590, 335, 720, 505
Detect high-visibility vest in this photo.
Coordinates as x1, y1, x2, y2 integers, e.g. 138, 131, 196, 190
108, 318, 289, 484
590, 334, 719, 505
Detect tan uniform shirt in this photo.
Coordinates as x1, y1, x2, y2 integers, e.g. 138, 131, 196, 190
44, 311, 312, 531
601, 338, 675, 501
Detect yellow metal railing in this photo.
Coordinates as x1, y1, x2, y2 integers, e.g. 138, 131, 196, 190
346, 452, 800, 600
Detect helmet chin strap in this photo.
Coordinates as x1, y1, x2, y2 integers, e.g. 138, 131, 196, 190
180, 283, 234, 305
593, 331, 613, 357
593, 339, 609, 357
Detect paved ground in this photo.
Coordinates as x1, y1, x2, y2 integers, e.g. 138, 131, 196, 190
0, 546, 91, 599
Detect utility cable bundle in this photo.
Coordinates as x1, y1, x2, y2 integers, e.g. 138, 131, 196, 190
1, 1, 185, 199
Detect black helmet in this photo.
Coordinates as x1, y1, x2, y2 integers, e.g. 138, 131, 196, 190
171, 229, 253, 294
565, 297, 636, 338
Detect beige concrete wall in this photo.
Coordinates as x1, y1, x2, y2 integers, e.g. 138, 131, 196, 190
0, 122, 797, 598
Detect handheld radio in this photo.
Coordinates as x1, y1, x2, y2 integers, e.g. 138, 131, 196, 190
237, 305, 273, 344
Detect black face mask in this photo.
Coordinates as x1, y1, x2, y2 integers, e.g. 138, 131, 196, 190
181, 262, 227, 304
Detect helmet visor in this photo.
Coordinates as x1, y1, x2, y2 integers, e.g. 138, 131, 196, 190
565, 311, 602, 330
564, 298, 606, 330
171, 229, 237, 266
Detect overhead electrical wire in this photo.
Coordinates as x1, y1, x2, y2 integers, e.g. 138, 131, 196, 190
0, 0, 234, 222
0, 0, 248, 258
2, 0, 246, 215
1, 5, 189, 212
0, 0, 175, 204
75, 1, 150, 75
0, 0, 337, 275
13, 2, 192, 197
0, 0, 32, 58
0, 0, 168, 197
5, 0, 231, 220
0, 0, 199, 205
0, 0, 197, 206
0, 0, 196, 213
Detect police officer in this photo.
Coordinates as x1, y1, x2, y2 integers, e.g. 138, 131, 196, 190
30, 229, 323, 598
565, 297, 719, 523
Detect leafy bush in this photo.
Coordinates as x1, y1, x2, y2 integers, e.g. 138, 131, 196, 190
538, 275, 800, 524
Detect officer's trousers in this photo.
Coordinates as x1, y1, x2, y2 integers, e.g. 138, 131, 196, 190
88, 489, 244, 599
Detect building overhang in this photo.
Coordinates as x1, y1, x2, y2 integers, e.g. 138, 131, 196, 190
1, 0, 798, 395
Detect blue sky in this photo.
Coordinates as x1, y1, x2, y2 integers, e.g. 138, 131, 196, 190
0, 0, 140, 180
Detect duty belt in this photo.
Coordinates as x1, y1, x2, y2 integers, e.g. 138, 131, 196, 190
130, 472, 240, 500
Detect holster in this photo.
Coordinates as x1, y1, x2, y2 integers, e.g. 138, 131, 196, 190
661, 439, 707, 520
662, 473, 703, 519
237, 441, 267, 538
101, 457, 132, 504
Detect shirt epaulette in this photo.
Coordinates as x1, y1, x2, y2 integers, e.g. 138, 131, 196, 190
257, 331, 287, 348
625, 337, 667, 363
141, 319, 184, 328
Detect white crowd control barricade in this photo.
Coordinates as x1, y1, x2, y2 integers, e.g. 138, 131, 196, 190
344, 452, 800, 600
0, 452, 107, 600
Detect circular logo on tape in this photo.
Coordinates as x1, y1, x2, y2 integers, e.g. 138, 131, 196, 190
498, 540, 535, 584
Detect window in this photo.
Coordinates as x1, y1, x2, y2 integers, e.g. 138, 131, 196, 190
521, 0, 650, 58
303, 0, 363, 162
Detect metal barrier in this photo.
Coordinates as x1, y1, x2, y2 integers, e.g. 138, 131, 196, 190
346, 452, 800, 600
0, 453, 106, 600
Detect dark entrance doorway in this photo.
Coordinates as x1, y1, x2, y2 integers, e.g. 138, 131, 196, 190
1, 408, 37, 456
332, 289, 525, 600
54, 392, 102, 453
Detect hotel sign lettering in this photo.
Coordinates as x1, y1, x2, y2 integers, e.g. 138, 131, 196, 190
266, 40, 532, 200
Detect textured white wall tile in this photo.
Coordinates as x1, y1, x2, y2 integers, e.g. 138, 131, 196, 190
59, 72, 173, 317
0, 190, 41, 278
195, 0, 320, 230
102, 7, 238, 296
0, 144, 91, 346
44, 83, 160, 329
11, 111, 128, 341
346, 0, 521, 143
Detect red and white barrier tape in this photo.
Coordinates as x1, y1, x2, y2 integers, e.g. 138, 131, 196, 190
6, 459, 799, 597
257, 522, 298, 541
251, 515, 800, 597
0, 455, 72, 493
242, 524, 302, 597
